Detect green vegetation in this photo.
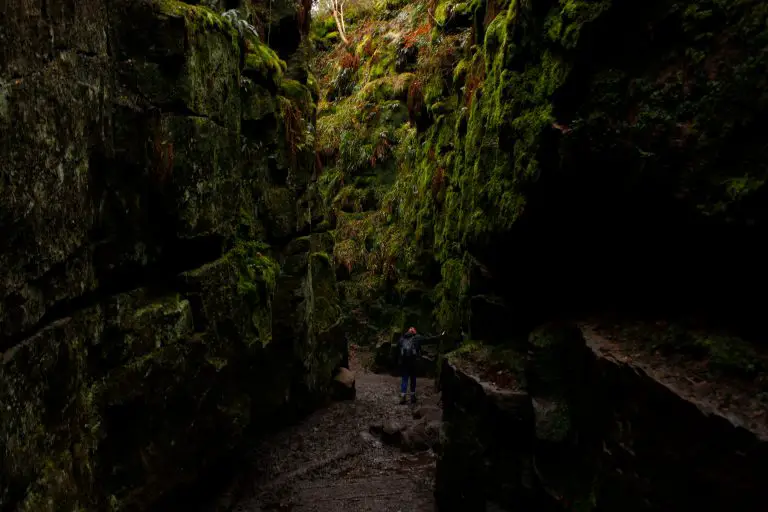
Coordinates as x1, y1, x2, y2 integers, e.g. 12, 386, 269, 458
229, 241, 280, 346
244, 43, 287, 84
310, 0, 768, 508
312, 0, 768, 354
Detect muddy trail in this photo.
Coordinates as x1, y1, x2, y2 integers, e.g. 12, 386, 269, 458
204, 348, 440, 512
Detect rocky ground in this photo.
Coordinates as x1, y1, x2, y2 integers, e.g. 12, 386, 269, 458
206, 347, 441, 512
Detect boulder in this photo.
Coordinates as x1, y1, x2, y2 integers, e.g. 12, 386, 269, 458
332, 367, 356, 401
369, 421, 405, 446
400, 418, 442, 453
369, 415, 442, 453
372, 339, 396, 373
412, 405, 442, 422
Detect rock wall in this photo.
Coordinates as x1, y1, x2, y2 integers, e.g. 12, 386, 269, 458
312, 2, 768, 505
311, 1, 441, 349
394, 0, 768, 335
313, 0, 768, 349
0, 0, 343, 510
437, 324, 768, 511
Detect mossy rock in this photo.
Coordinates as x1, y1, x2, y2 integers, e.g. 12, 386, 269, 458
359, 73, 415, 102
152, 114, 246, 239
0, 261, 278, 509
115, 0, 241, 127
261, 186, 296, 239
0, 51, 108, 340
243, 39, 287, 86
242, 80, 277, 122
181, 243, 279, 348
0, 310, 103, 510
292, 252, 346, 394
279, 78, 314, 111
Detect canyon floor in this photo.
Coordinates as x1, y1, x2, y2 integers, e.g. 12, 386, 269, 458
206, 347, 439, 512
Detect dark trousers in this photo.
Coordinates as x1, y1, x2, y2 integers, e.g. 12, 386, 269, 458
401, 373, 416, 394
400, 360, 417, 395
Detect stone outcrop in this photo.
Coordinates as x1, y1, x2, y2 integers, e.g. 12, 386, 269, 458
0, 0, 343, 510
310, 0, 768, 505
369, 409, 442, 453
436, 324, 768, 511
332, 366, 356, 400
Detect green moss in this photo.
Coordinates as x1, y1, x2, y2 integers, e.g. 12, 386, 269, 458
241, 80, 277, 121
244, 41, 287, 84
356, 34, 374, 57
228, 241, 279, 346
334, 185, 369, 212
313, 0, 768, 354
359, 73, 415, 102
557, 0, 611, 49
311, 14, 338, 41
279, 79, 314, 117
311, 251, 332, 265
297, 252, 344, 391
434, 256, 470, 332
280, 78, 310, 100
375, 0, 411, 14
139, 0, 242, 125
444, 339, 526, 386
696, 334, 760, 375
447, 338, 483, 359
307, 72, 320, 101
156, 0, 233, 33
529, 325, 560, 348
154, 0, 241, 65
367, 45, 399, 81
261, 186, 295, 238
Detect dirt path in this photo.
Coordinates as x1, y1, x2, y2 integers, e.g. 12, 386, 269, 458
211, 349, 439, 512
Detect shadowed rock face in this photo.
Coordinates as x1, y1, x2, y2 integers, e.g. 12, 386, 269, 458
0, 0, 344, 510
437, 324, 768, 512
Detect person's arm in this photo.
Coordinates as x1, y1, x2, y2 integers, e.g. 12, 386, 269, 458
421, 331, 446, 344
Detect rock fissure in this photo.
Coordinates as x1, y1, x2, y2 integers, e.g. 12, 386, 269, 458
4, 0, 768, 509
1, 232, 227, 354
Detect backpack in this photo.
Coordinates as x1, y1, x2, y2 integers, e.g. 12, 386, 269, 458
400, 335, 417, 359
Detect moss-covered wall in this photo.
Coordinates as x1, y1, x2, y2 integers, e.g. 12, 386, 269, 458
313, 0, 768, 343
310, 0, 768, 508
0, 0, 343, 509
390, 0, 768, 336
311, 0, 444, 347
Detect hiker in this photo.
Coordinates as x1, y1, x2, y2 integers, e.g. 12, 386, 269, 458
397, 327, 444, 404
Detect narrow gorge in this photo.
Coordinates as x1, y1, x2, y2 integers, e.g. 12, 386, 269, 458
1, 0, 767, 510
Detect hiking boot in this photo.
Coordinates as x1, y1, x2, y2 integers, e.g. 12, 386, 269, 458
399, 394, 407, 405
410, 394, 417, 404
